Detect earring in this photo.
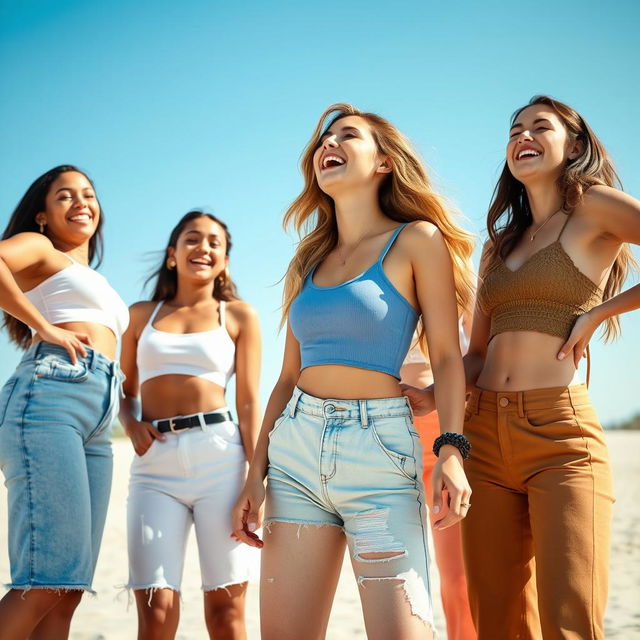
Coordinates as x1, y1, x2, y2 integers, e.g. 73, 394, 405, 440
38, 220, 45, 233
166, 257, 176, 270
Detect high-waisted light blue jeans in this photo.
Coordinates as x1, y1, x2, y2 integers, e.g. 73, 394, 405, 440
0, 341, 123, 593
265, 387, 434, 628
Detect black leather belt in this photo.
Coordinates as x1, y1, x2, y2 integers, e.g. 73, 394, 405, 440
156, 411, 233, 433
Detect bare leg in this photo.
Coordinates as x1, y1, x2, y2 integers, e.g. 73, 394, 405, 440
29, 591, 83, 640
203, 582, 248, 640
352, 552, 434, 640
260, 522, 346, 640
134, 588, 180, 640
0, 589, 85, 640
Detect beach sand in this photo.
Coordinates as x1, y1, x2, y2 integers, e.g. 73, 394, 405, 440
1, 431, 638, 639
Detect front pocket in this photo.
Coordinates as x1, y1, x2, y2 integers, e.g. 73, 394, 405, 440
268, 410, 289, 440
35, 357, 89, 383
370, 415, 417, 480
525, 407, 576, 429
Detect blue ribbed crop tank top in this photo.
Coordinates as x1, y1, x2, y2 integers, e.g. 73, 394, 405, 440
289, 223, 419, 379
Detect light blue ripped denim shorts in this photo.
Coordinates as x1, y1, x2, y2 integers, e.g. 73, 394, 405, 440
0, 342, 124, 594
266, 387, 434, 626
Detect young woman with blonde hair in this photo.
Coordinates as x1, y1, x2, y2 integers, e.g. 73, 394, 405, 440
405, 95, 640, 639
0, 166, 127, 639
119, 211, 261, 640
232, 104, 475, 639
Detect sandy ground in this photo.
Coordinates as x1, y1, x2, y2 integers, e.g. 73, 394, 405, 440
1, 431, 639, 639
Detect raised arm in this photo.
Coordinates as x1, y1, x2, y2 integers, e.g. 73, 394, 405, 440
558, 186, 640, 364
0, 232, 90, 362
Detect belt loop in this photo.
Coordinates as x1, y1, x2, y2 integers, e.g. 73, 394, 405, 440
198, 412, 210, 431
87, 346, 97, 370
517, 392, 525, 418
289, 387, 302, 418
359, 399, 369, 428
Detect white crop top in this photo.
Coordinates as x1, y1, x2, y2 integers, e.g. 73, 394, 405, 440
136, 300, 235, 387
402, 317, 469, 365
24, 254, 129, 338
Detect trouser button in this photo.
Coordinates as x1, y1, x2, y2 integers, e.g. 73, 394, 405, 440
499, 397, 509, 408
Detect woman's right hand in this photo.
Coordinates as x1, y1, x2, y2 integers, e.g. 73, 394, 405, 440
231, 476, 266, 548
125, 420, 166, 456
38, 323, 92, 364
400, 383, 436, 416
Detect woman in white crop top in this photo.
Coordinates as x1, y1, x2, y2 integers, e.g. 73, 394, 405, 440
0, 166, 127, 638
119, 211, 261, 640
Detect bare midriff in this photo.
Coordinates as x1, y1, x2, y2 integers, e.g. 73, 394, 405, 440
297, 364, 403, 400
140, 375, 228, 422
33, 322, 118, 361
476, 330, 582, 392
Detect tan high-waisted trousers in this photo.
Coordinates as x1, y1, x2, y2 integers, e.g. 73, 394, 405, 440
461, 384, 614, 640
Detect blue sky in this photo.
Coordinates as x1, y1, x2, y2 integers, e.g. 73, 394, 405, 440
1, 0, 638, 425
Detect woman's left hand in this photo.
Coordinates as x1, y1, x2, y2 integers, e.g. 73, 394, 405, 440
431, 446, 472, 530
557, 310, 601, 367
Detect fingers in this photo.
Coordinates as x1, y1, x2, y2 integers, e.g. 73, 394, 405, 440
557, 337, 574, 362
147, 424, 166, 442
434, 486, 472, 530
431, 468, 444, 517
231, 501, 264, 548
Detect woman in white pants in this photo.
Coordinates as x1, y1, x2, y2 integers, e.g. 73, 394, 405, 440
119, 211, 261, 640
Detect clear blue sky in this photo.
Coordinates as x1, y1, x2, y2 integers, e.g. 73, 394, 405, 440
1, 0, 638, 425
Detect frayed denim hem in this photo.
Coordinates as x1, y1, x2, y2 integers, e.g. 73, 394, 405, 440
4, 583, 96, 598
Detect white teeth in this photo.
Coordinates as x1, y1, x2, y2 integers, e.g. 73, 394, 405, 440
518, 149, 541, 160
69, 214, 90, 222
322, 154, 346, 169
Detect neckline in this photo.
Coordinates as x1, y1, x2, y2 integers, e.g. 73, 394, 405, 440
149, 300, 228, 336
309, 223, 406, 290
499, 240, 603, 292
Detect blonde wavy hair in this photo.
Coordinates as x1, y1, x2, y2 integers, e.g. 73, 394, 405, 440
281, 103, 475, 335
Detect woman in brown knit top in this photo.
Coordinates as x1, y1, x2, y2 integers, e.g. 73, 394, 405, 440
403, 95, 640, 639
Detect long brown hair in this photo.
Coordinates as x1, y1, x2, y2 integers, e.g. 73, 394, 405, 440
2, 165, 105, 349
281, 103, 475, 327
146, 211, 240, 302
487, 95, 635, 340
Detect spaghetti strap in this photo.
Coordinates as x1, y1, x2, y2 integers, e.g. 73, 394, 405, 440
146, 301, 164, 328
378, 223, 408, 263
557, 212, 572, 242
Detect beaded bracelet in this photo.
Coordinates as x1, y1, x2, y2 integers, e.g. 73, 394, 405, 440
433, 432, 471, 460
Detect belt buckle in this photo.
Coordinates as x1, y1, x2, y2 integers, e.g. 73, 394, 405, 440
169, 418, 179, 433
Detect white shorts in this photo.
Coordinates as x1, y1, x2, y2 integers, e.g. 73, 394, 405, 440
126, 410, 258, 592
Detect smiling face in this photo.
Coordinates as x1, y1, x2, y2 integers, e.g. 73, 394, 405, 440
36, 171, 100, 244
168, 216, 228, 284
506, 105, 583, 185
312, 115, 391, 196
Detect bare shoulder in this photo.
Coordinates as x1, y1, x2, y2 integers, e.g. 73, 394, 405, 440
398, 220, 442, 253
226, 299, 259, 324
0, 231, 54, 255
128, 300, 158, 331
582, 184, 636, 215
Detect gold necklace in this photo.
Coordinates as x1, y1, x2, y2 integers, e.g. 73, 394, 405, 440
336, 233, 370, 266
529, 207, 562, 243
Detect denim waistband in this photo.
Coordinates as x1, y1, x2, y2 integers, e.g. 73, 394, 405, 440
289, 386, 412, 424
21, 341, 121, 378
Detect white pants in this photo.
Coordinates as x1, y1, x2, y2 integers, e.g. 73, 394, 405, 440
126, 411, 258, 592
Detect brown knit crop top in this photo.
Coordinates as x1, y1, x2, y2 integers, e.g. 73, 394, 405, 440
477, 216, 603, 342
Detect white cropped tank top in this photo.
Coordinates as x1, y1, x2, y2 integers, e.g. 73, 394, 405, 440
136, 300, 235, 387
24, 253, 129, 338
402, 317, 469, 365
